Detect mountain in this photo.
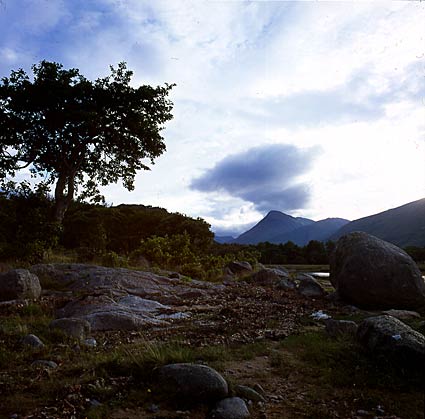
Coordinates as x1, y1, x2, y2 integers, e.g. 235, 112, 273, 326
271, 218, 350, 246
214, 235, 235, 244
233, 211, 314, 244
330, 198, 425, 247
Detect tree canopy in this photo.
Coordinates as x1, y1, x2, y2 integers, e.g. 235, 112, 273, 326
0, 61, 174, 222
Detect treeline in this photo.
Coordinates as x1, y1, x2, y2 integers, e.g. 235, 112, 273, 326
1, 190, 423, 279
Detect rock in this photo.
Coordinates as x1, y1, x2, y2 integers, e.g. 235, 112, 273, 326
250, 268, 291, 286
49, 318, 91, 340
297, 277, 325, 298
84, 338, 97, 347
21, 334, 44, 348
234, 385, 266, 403
0, 269, 41, 301
330, 232, 425, 309
357, 315, 425, 368
226, 261, 253, 275
296, 273, 315, 282
324, 319, 358, 338
252, 383, 266, 397
208, 397, 250, 419
56, 294, 187, 331
276, 278, 296, 290
30, 264, 220, 301
31, 360, 58, 369
382, 309, 421, 320
157, 363, 228, 405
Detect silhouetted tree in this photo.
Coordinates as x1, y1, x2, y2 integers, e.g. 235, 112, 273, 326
0, 61, 174, 222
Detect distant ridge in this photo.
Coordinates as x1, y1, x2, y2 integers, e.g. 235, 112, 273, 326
271, 217, 349, 246
330, 198, 425, 247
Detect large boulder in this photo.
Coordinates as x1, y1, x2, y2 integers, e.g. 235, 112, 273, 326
357, 315, 425, 369
330, 232, 425, 309
0, 269, 41, 301
157, 363, 228, 405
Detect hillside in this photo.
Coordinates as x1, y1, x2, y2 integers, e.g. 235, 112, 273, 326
331, 198, 425, 247
271, 217, 349, 246
233, 211, 314, 244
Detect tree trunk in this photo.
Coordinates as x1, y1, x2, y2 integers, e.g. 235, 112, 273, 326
54, 173, 75, 223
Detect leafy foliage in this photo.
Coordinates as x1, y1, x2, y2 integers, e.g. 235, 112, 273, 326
0, 61, 174, 221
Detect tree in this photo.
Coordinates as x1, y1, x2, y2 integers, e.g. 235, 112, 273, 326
0, 61, 174, 222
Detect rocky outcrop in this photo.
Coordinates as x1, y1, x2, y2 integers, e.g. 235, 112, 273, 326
357, 315, 425, 368
330, 232, 425, 309
157, 363, 228, 404
0, 269, 41, 301
56, 294, 188, 331
30, 264, 223, 331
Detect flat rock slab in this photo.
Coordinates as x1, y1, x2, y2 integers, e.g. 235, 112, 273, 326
30, 264, 224, 331
56, 294, 189, 331
30, 263, 221, 301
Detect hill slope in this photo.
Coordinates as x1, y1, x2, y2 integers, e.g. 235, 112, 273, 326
271, 218, 350, 246
234, 211, 314, 244
331, 198, 425, 247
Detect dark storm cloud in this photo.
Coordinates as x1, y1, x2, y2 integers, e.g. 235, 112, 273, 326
190, 144, 320, 212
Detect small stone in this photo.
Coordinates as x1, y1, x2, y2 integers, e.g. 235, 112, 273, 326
208, 397, 250, 419
90, 399, 102, 407
31, 360, 58, 369
357, 410, 370, 416
84, 338, 97, 347
147, 404, 159, 413
234, 385, 266, 403
21, 334, 44, 348
253, 383, 266, 397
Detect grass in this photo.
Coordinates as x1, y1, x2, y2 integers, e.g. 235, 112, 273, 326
269, 330, 424, 419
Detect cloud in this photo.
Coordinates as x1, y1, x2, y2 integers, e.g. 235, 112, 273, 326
191, 144, 320, 212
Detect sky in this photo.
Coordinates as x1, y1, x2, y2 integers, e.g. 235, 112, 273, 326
0, 0, 424, 237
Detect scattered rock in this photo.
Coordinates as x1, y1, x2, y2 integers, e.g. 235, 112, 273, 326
382, 309, 421, 320
357, 315, 425, 368
226, 261, 253, 276
157, 363, 228, 405
330, 232, 425, 309
49, 317, 91, 340
208, 397, 250, 419
0, 269, 41, 301
297, 277, 325, 298
21, 334, 44, 348
324, 319, 358, 338
31, 360, 58, 369
234, 385, 266, 403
